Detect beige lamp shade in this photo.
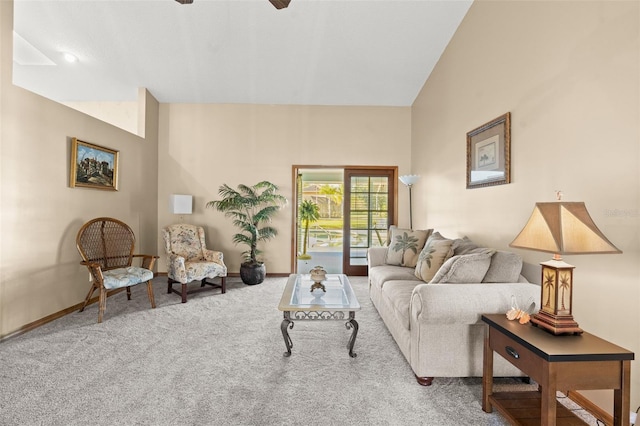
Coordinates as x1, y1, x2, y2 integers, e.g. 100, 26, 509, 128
509, 202, 621, 256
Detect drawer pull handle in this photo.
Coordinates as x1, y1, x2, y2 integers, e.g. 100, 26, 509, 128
506, 346, 520, 359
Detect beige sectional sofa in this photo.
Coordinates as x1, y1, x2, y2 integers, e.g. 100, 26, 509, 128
367, 229, 540, 386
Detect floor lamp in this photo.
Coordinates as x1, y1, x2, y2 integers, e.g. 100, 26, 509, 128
399, 175, 420, 229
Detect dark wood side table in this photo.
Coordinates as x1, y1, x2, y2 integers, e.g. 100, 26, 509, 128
482, 314, 634, 426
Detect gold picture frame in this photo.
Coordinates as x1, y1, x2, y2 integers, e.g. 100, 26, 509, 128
70, 138, 119, 190
466, 112, 511, 189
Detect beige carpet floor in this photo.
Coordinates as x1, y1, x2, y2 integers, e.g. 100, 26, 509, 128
0, 276, 600, 425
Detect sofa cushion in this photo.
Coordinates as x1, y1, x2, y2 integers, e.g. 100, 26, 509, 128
369, 264, 422, 291
386, 226, 432, 268
482, 251, 523, 283
429, 251, 495, 284
414, 232, 454, 282
380, 280, 419, 330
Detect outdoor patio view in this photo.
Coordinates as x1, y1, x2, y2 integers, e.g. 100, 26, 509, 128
297, 170, 389, 274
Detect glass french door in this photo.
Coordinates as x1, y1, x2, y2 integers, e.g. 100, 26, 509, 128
343, 168, 396, 276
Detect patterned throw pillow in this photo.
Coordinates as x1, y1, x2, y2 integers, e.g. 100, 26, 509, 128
385, 226, 433, 268
414, 232, 455, 282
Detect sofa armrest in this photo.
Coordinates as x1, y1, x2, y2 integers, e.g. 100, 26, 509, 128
410, 282, 540, 325
367, 247, 387, 268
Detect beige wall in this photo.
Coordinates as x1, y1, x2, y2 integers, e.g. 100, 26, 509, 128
0, 1, 159, 337
3, 0, 638, 415
62, 100, 139, 136
157, 103, 411, 274
412, 0, 640, 413
1, 0, 410, 335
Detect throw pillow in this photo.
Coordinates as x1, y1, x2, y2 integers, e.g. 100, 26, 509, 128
414, 233, 454, 282
429, 251, 495, 284
482, 251, 523, 283
386, 226, 432, 267
452, 236, 482, 255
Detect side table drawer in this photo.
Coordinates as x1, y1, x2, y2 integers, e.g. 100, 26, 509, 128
490, 327, 543, 381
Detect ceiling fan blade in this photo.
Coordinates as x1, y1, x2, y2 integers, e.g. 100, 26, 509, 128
175, 0, 290, 8
269, 0, 291, 9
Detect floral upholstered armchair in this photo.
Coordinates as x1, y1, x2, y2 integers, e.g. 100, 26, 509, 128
162, 224, 227, 303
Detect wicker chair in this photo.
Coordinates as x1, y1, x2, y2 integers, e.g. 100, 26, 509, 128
76, 217, 158, 323
162, 224, 227, 303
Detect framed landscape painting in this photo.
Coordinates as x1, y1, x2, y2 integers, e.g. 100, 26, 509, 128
70, 138, 119, 190
466, 112, 511, 189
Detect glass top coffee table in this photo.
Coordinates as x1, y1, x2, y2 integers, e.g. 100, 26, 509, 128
278, 273, 361, 357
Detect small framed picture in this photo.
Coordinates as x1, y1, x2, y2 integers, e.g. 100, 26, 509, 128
70, 138, 119, 191
466, 112, 511, 189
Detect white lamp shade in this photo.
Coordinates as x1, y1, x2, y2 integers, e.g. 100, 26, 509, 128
399, 175, 420, 186
171, 194, 193, 215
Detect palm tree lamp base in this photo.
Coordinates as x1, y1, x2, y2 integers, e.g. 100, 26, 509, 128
531, 311, 583, 335
531, 259, 583, 335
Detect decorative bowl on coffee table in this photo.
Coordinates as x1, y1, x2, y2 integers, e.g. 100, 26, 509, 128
309, 265, 327, 293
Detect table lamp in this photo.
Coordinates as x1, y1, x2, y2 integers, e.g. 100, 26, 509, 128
509, 200, 621, 335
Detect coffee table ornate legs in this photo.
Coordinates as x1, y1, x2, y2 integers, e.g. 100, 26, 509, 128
282, 310, 359, 357
346, 312, 359, 358
281, 312, 294, 357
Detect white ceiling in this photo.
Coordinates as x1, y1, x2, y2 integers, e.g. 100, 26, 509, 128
13, 0, 472, 107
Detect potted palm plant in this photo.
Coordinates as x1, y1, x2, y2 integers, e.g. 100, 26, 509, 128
297, 199, 320, 260
207, 181, 287, 285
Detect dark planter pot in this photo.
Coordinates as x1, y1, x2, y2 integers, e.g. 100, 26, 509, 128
240, 262, 266, 285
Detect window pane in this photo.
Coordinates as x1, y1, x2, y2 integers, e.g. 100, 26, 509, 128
370, 193, 388, 211
371, 212, 388, 229
350, 193, 369, 211
350, 212, 368, 230
350, 247, 368, 259
370, 229, 386, 247
350, 230, 368, 247
351, 176, 369, 192
370, 177, 388, 192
